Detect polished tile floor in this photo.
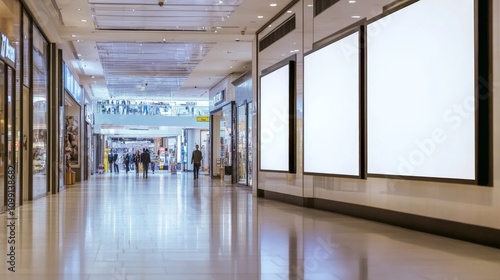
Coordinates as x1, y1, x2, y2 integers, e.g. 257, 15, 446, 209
1, 171, 500, 280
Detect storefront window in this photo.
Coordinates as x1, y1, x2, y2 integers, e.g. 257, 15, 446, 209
0, 0, 20, 209
221, 105, 232, 166
23, 12, 30, 87
237, 104, 247, 184
32, 25, 48, 198
248, 102, 253, 186
13, 0, 21, 205
7, 67, 14, 169
0, 62, 5, 209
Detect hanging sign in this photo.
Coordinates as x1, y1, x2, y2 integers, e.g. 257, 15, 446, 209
196, 116, 210, 122
1, 34, 16, 67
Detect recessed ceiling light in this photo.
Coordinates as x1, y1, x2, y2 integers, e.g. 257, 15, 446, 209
91, 76, 95, 79
216, 26, 222, 29
307, 4, 313, 7
71, 34, 76, 37
349, 0, 356, 3
77, 53, 82, 57
77, 8, 81, 11
287, 10, 292, 13
257, 15, 264, 19
351, 15, 361, 18
270, 3, 277, 7
81, 19, 87, 22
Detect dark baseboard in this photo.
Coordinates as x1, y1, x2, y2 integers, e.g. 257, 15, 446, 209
261, 190, 314, 207
259, 189, 500, 249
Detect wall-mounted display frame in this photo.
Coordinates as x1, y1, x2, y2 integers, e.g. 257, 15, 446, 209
364, 0, 490, 185
303, 23, 366, 178
259, 55, 296, 173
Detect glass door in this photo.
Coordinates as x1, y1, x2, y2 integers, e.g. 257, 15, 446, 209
32, 26, 49, 198
237, 104, 247, 185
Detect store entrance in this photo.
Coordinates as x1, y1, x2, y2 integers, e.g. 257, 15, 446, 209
210, 102, 235, 182
236, 102, 253, 186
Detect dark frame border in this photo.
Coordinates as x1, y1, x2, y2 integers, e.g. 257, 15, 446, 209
303, 21, 366, 179
364, 0, 489, 186
476, 0, 492, 186
259, 55, 297, 174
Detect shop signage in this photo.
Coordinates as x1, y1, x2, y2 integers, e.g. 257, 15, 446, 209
196, 116, 210, 122
213, 90, 225, 106
63, 62, 82, 104
1, 34, 16, 67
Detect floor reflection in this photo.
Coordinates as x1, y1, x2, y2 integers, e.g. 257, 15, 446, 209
0, 172, 499, 279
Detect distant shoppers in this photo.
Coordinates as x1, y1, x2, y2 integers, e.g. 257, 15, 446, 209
141, 148, 151, 178
191, 145, 202, 180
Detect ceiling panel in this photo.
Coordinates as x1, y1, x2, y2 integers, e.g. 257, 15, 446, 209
88, 0, 243, 4
91, 0, 244, 31
97, 41, 215, 98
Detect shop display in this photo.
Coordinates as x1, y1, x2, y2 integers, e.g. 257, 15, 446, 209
65, 115, 79, 167
33, 129, 47, 174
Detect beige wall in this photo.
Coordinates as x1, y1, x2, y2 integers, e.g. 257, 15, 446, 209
255, 0, 499, 229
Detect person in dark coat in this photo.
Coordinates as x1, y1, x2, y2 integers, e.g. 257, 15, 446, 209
191, 145, 202, 179
140, 148, 151, 178
113, 152, 119, 173
124, 153, 130, 173
108, 152, 114, 173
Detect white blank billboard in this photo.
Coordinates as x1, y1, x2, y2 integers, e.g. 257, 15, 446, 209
367, 0, 475, 180
260, 63, 292, 172
304, 31, 360, 176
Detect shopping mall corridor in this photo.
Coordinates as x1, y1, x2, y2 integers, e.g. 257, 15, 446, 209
1, 171, 500, 280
